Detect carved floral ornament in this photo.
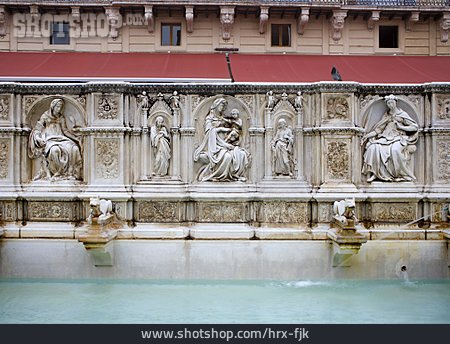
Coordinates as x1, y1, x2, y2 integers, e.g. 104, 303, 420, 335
0, 96, 9, 120
97, 96, 118, 120
326, 140, 350, 180
96, 139, 119, 179
0, 138, 9, 179
326, 97, 348, 120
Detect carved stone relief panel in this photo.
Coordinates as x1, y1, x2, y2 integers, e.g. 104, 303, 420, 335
0, 138, 9, 179
434, 94, 450, 124
431, 203, 448, 222
436, 138, 450, 181
197, 202, 246, 222
259, 202, 308, 223
193, 96, 251, 182
0, 95, 10, 121
324, 138, 351, 182
0, 201, 17, 222
28, 201, 77, 221
138, 201, 181, 222
371, 202, 416, 222
23, 96, 41, 118
322, 93, 353, 124
94, 94, 121, 124
95, 139, 120, 180
318, 202, 333, 222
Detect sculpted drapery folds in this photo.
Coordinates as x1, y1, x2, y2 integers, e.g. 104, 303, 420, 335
194, 98, 250, 182
150, 116, 171, 176
28, 98, 82, 181
272, 118, 294, 176
362, 95, 418, 182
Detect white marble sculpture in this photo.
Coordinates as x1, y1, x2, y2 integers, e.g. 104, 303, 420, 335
169, 91, 180, 110
271, 118, 294, 176
87, 196, 114, 226
194, 98, 250, 182
266, 91, 275, 110
333, 198, 357, 228
150, 116, 171, 176
362, 95, 418, 182
294, 91, 303, 111
137, 91, 150, 110
28, 98, 82, 181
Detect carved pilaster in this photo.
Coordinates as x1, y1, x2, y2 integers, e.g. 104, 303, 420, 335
0, 6, 7, 38
440, 12, 450, 43
259, 6, 269, 34
105, 7, 121, 39
405, 12, 419, 32
367, 11, 380, 31
185, 6, 194, 33
330, 10, 347, 42
220, 6, 235, 41
145, 5, 154, 33
297, 8, 309, 35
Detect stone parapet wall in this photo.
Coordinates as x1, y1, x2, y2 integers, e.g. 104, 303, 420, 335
0, 82, 449, 232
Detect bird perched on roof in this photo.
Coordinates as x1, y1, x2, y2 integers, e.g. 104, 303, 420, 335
331, 66, 342, 81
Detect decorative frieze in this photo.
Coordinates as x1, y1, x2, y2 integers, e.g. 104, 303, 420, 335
0, 95, 9, 120
97, 96, 119, 120
28, 201, 75, 221
138, 201, 180, 222
325, 140, 350, 181
95, 139, 120, 179
260, 202, 307, 223
437, 139, 450, 181
371, 203, 416, 222
197, 202, 246, 223
0, 138, 9, 179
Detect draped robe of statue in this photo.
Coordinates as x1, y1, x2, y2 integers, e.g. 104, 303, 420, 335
194, 99, 249, 182
272, 121, 294, 176
362, 103, 418, 182
28, 99, 82, 181
150, 119, 171, 176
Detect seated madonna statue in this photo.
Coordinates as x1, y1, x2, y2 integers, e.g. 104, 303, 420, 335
193, 98, 250, 182
361, 95, 418, 182
28, 98, 82, 181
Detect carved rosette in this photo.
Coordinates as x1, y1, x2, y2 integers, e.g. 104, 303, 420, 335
372, 203, 416, 222
95, 139, 120, 179
97, 96, 119, 120
326, 97, 349, 120
0, 95, 9, 120
437, 139, 450, 181
260, 202, 307, 224
28, 201, 74, 221
0, 138, 9, 179
197, 202, 246, 223
326, 140, 350, 180
138, 201, 180, 222
436, 95, 450, 120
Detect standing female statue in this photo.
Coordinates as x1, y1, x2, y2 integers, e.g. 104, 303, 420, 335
193, 98, 249, 182
150, 116, 171, 176
28, 98, 82, 181
271, 118, 294, 176
361, 95, 418, 182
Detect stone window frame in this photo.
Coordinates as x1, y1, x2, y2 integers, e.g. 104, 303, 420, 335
265, 18, 297, 53
374, 20, 404, 54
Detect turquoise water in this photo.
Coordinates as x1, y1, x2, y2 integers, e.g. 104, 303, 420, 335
0, 279, 449, 324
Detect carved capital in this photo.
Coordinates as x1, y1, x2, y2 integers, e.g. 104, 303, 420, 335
220, 6, 235, 41
105, 7, 121, 39
71, 6, 80, 21
145, 5, 154, 33
185, 6, 194, 33
440, 12, 450, 43
259, 6, 269, 34
0, 6, 7, 38
330, 10, 347, 42
405, 11, 419, 32
297, 8, 309, 35
367, 11, 380, 31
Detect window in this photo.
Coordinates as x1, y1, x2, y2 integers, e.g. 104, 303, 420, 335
271, 24, 291, 47
50, 22, 70, 45
161, 23, 181, 46
379, 26, 398, 49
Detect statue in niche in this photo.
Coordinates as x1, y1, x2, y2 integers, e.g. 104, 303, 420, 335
271, 118, 294, 176
266, 91, 275, 110
361, 95, 418, 182
28, 98, 82, 181
194, 98, 250, 182
169, 91, 180, 110
150, 116, 171, 176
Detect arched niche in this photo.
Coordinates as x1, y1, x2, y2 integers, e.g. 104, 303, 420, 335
26, 96, 86, 182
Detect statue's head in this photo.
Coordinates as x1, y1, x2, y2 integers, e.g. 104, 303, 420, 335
278, 118, 287, 128
211, 98, 227, 114
384, 94, 398, 110
155, 116, 164, 127
50, 98, 64, 115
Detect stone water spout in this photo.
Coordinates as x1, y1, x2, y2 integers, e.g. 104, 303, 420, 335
327, 198, 367, 267
78, 196, 119, 266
